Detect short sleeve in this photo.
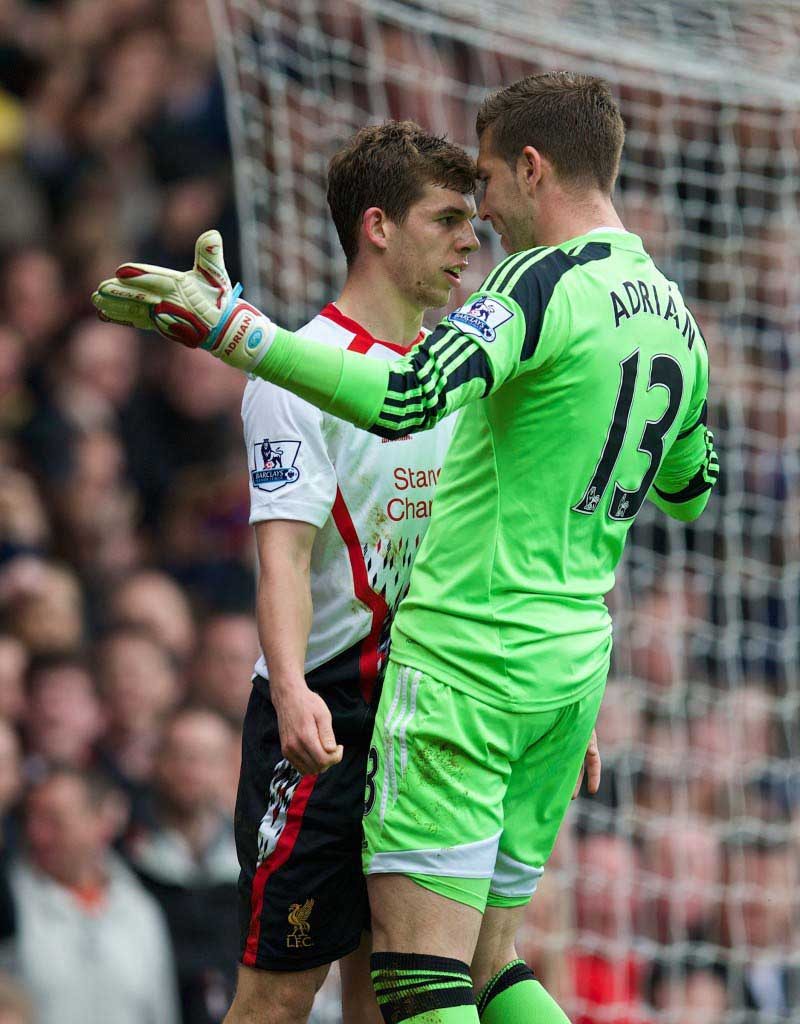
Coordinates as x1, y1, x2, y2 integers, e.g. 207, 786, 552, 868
242, 375, 337, 528
437, 289, 528, 393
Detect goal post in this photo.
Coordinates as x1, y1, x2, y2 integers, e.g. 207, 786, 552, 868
210, 2, 800, 1020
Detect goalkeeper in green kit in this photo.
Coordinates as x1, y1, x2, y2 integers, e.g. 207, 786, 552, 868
94, 72, 718, 1024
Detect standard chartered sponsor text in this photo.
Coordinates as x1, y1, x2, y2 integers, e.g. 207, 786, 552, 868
387, 466, 441, 521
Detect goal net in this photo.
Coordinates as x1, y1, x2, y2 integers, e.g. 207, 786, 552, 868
210, 1, 800, 1020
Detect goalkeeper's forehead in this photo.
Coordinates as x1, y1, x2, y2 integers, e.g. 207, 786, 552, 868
476, 129, 511, 177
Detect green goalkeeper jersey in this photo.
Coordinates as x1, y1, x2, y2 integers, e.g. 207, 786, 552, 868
261, 229, 718, 711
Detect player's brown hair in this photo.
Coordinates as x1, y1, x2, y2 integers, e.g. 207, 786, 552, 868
327, 121, 476, 266
476, 72, 625, 194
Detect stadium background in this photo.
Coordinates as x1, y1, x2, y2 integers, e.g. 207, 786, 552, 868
0, 0, 798, 1022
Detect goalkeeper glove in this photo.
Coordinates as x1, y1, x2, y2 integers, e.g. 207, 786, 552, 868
91, 230, 276, 374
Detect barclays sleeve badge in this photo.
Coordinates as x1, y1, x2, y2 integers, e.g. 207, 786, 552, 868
447, 295, 514, 343
251, 438, 301, 491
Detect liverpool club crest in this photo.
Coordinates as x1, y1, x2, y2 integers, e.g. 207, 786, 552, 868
286, 898, 314, 948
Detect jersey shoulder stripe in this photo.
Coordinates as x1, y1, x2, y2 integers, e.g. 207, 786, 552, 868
385, 333, 476, 402
379, 336, 492, 433
482, 246, 552, 294
501, 241, 613, 361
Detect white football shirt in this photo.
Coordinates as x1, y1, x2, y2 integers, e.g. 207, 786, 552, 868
242, 304, 454, 701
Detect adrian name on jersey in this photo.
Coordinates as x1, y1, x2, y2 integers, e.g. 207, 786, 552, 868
609, 278, 700, 348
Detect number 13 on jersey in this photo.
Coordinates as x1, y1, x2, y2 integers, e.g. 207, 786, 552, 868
573, 349, 684, 521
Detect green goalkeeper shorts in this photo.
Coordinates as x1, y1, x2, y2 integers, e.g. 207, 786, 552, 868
362, 659, 604, 912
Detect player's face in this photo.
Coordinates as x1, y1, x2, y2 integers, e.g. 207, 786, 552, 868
477, 132, 536, 253
386, 185, 480, 309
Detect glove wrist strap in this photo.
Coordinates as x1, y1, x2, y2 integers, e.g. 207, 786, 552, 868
201, 282, 243, 351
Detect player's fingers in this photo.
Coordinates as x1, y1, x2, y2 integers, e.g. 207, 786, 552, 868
92, 285, 154, 331
302, 736, 329, 772
115, 262, 183, 296
94, 304, 150, 331
315, 706, 339, 754
92, 292, 132, 324
289, 722, 339, 776
585, 730, 602, 795
95, 277, 161, 307
571, 764, 585, 800
193, 229, 230, 284
317, 745, 344, 774
305, 731, 342, 773
294, 734, 341, 775
292, 758, 315, 776
586, 750, 602, 795
281, 740, 316, 777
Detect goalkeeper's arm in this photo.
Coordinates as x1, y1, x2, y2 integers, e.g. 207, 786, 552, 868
261, 323, 492, 438
92, 229, 495, 439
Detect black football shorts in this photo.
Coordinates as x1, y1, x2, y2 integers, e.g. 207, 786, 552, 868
235, 681, 374, 971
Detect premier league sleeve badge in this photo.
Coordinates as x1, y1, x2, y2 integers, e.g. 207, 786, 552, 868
251, 438, 302, 491
447, 294, 514, 342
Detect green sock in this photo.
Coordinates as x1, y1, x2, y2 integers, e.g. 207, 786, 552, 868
477, 959, 571, 1023
371, 952, 480, 1023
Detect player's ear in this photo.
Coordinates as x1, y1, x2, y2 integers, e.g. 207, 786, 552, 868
518, 145, 544, 194
362, 207, 391, 252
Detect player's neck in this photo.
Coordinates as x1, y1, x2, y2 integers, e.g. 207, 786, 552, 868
335, 272, 424, 349
534, 193, 624, 247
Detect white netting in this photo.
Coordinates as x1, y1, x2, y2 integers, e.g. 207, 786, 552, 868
210, 2, 800, 1021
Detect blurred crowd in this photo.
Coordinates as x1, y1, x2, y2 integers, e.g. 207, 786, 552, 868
0, 0, 253, 1021
0, 0, 798, 1022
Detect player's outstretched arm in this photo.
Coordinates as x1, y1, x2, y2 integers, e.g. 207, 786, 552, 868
92, 231, 503, 439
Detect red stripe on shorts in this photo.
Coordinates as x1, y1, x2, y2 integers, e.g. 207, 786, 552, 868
331, 487, 389, 704
242, 773, 318, 966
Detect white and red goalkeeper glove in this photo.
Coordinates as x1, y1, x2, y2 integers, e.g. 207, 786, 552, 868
91, 230, 276, 373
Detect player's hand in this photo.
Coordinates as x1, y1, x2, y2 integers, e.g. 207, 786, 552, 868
271, 684, 344, 776
91, 229, 277, 374
702, 427, 720, 487
572, 729, 601, 799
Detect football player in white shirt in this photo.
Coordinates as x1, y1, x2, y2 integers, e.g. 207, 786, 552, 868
229, 122, 479, 1024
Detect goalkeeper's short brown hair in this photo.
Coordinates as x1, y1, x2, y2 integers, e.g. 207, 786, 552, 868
476, 72, 625, 194
327, 121, 476, 266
